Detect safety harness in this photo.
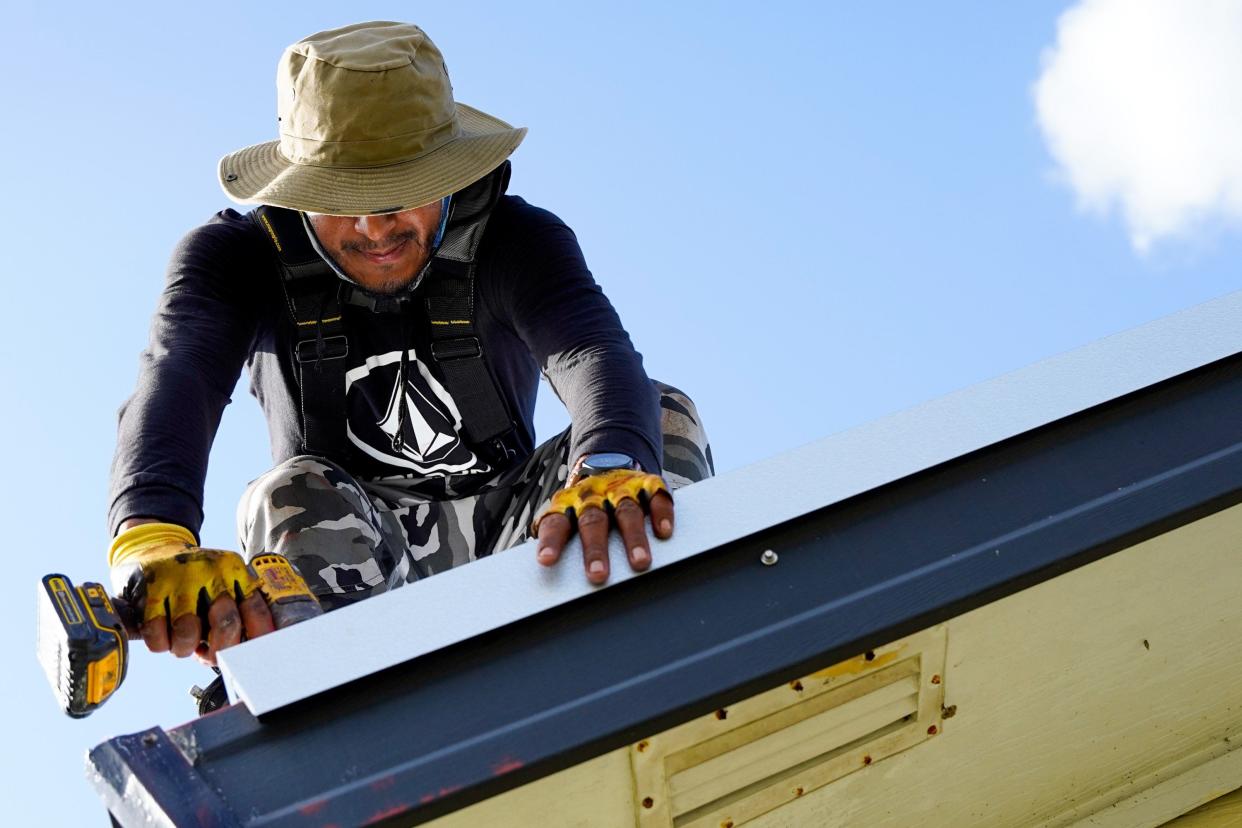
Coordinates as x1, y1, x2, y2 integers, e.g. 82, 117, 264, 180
249, 164, 518, 469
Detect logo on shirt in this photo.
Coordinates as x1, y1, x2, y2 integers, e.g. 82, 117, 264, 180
344, 350, 489, 476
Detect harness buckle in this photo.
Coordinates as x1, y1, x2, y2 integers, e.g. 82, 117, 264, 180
486, 435, 518, 464
431, 336, 482, 361
295, 335, 349, 364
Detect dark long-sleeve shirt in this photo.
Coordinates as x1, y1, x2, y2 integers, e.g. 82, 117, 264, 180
108, 192, 660, 536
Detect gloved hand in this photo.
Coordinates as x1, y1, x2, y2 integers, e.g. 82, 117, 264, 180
109, 522, 275, 664
531, 469, 674, 585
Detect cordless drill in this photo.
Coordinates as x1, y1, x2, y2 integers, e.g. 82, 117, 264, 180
36, 554, 321, 718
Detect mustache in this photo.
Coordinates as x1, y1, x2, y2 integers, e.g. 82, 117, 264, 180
340, 230, 423, 254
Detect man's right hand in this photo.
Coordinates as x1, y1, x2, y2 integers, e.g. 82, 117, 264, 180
109, 521, 275, 664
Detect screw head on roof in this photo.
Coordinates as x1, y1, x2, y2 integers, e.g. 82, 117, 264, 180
761, 549, 778, 566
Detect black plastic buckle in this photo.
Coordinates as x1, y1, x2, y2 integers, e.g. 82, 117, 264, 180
487, 435, 518, 464
295, 335, 349, 364
431, 336, 482, 362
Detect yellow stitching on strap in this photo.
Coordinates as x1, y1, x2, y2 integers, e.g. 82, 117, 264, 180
258, 213, 283, 253
296, 316, 343, 326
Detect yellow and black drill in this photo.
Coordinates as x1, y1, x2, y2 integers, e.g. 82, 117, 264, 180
36, 554, 320, 718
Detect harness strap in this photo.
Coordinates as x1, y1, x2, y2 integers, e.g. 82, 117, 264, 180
252, 206, 350, 459
410, 163, 518, 464
424, 254, 516, 463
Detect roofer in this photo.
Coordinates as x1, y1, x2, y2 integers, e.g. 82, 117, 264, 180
107, 21, 713, 667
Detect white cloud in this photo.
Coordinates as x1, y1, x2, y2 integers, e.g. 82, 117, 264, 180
1034, 0, 1242, 251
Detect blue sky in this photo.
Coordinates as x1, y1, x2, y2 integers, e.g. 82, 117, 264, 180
3, 1, 1239, 818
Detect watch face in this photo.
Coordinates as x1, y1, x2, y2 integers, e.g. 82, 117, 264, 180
581, 453, 637, 475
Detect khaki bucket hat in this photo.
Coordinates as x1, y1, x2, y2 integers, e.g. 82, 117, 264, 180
219, 21, 526, 215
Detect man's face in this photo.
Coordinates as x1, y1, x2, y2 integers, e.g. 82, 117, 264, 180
307, 201, 444, 295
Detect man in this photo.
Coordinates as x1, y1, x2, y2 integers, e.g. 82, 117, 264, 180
107, 21, 713, 666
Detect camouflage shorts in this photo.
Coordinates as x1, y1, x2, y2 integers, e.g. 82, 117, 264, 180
236, 381, 713, 611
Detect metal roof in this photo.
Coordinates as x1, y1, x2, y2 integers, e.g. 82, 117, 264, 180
219, 288, 1242, 716
91, 288, 1242, 826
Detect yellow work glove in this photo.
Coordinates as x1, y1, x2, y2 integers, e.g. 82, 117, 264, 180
108, 522, 262, 629
531, 469, 672, 534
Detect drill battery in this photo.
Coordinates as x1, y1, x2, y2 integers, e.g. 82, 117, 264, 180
36, 575, 129, 718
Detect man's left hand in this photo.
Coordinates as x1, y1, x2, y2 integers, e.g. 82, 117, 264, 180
532, 469, 673, 584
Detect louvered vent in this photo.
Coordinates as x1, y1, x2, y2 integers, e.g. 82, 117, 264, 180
631, 626, 947, 827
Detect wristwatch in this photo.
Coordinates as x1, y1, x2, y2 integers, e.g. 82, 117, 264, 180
575, 452, 638, 481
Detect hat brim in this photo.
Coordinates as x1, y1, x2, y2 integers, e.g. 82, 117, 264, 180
218, 103, 526, 215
